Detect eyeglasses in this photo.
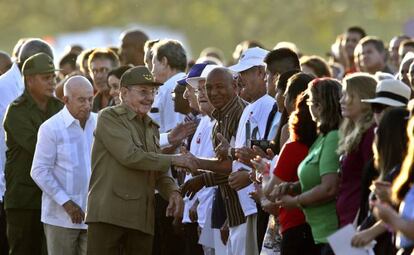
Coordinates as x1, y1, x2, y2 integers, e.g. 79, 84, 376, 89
128, 87, 158, 97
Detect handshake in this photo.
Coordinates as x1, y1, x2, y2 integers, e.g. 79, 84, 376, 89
171, 152, 201, 175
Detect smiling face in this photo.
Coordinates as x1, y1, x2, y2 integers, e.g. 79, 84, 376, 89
196, 80, 214, 115
121, 84, 157, 117
205, 68, 236, 110
184, 84, 200, 112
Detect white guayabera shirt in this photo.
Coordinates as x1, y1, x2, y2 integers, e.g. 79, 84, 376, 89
31, 106, 97, 229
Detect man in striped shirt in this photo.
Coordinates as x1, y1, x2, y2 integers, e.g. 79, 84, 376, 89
181, 67, 248, 254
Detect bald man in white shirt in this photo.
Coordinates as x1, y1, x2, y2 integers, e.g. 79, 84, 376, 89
31, 76, 97, 255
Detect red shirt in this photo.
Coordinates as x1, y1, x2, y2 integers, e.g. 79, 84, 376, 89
273, 141, 308, 233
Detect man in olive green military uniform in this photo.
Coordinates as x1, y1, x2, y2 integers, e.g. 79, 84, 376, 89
3, 52, 63, 255
86, 66, 194, 255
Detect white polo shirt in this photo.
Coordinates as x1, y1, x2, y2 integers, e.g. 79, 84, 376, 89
232, 94, 276, 217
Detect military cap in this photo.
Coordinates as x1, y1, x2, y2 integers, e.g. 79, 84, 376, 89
120, 66, 162, 87
22, 52, 59, 76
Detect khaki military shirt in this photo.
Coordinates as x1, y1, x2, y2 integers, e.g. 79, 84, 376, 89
86, 104, 178, 234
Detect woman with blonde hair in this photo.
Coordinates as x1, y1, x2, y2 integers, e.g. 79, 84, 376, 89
336, 73, 377, 227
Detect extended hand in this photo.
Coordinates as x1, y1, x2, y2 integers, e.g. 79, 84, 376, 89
252, 145, 275, 160
168, 121, 198, 146
261, 198, 279, 215
180, 175, 205, 199
372, 200, 398, 224
63, 200, 85, 224
267, 182, 296, 202
250, 156, 270, 175
274, 195, 297, 209
228, 170, 251, 191
235, 147, 255, 166
372, 180, 392, 203
214, 133, 231, 160
166, 191, 184, 218
172, 153, 199, 174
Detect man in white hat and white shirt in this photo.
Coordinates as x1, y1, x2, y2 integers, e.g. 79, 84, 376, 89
197, 47, 277, 255
362, 78, 412, 125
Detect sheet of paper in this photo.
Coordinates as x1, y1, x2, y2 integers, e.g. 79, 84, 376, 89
327, 224, 375, 255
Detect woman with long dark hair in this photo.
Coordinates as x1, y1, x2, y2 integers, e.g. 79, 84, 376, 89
351, 108, 409, 255
269, 78, 342, 255
370, 113, 414, 254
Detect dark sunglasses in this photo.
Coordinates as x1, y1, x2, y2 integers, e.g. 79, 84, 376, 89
371, 103, 389, 114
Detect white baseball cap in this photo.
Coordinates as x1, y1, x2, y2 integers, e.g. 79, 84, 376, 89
228, 47, 269, 73
361, 79, 411, 107
186, 64, 221, 88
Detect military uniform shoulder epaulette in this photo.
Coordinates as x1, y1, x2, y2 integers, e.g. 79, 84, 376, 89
149, 119, 160, 129
112, 105, 127, 115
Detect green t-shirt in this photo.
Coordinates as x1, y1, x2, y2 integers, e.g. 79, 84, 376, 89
297, 130, 340, 244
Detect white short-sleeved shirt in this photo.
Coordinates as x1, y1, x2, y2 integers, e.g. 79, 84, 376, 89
232, 94, 276, 217
148, 72, 186, 133
31, 107, 97, 229
182, 116, 216, 227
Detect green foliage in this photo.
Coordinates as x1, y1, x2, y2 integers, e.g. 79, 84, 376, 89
1, 0, 413, 61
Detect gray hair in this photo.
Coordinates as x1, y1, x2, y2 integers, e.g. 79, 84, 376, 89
63, 75, 93, 97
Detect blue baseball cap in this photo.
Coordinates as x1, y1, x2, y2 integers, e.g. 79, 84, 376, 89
177, 63, 210, 86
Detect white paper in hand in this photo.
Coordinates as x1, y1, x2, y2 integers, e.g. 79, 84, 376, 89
327, 224, 375, 255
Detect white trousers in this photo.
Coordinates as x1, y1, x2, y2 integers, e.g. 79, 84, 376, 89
227, 214, 258, 255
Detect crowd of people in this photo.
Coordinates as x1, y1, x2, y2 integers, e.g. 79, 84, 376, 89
0, 26, 413, 255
